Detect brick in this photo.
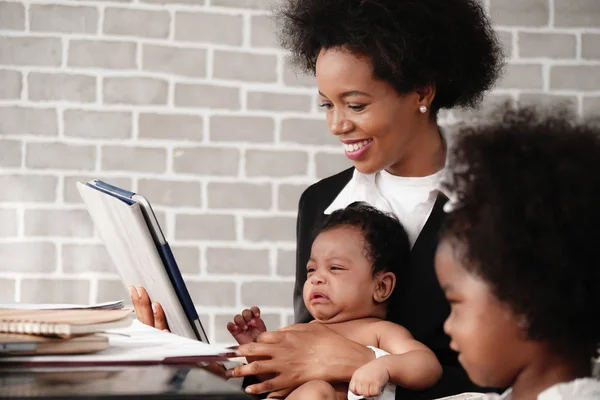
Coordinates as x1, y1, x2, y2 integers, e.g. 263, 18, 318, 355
0, 208, 17, 237
0, 175, 57, 202
207, 182, 271, 209
210, 115, 274, 143
139, 113, 203, 141
173, 147, 239, 176
582, 34, 600, 60
497, 30, 513, 59
175, 214, 236, 241
241, 281, 294, 307
142, 0, 204, 4
214, 313, 281, 343
64, 110, 132, 140
186, 281, 236, 306
171, 246, 200, 275
243, 216, 295, 242
101, 146, 167, 173
21, 279, 89, 304
283, 58, 316, 87
211, 0, 271, 9
213, 51, 277, 83
175, 83, 240, 110
518, 94, 577, 114
138, 179, 202, 207
175, 12, 242, 45
96, 279, 132, 305
104, 7, 170, 38
490, 0, 549, 26
0, 279, 16, 302
0, 243, 56, 273
246, 149, 308, 177
251, 15, 278, 48
104, 77, 168, 105
28, 72, 96, 103
277, 249, 296, 277
31, 4, 98, 34
64, 176, 132, 204
497, 64, 543, 90
25, 209, 94, 238
0, 69, 21, 99
452, 94, 514, 122
555, 0, 600, 27
0, 107, 57, 136
315, 152, 352, 179
206, 247, 270, 274
278, 184, 307, 211
518, 33, 576, 59
281, 119, 338, 146
550, 66, 600, 91
26, 142, 95, 171
0, 37, 61, 66
0, 2, 25, 30
0, 139, 21, 167
143, 44, 206, 77
583, 97, 600, 119
63, 244, 115, 273
247, 91, 312, 112
68, 40, 136, 69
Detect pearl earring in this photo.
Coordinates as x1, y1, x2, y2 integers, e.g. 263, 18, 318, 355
419, 105, 427, 114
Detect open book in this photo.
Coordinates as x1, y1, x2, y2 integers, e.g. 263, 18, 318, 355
0, 333, 109, 355
0, 308, 132, 338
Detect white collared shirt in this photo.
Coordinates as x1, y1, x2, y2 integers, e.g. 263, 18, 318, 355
324, 167, 448, 247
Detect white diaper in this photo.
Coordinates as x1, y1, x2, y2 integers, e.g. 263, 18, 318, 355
347, 346, 396, 400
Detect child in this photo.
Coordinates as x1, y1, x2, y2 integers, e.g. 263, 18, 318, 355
435, 105, 600, 399
227, 204, 442, 399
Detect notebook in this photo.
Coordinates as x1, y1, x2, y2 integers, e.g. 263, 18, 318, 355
76, 180, 208, 342
0, 308, 132, 338
0, 333, 109, 356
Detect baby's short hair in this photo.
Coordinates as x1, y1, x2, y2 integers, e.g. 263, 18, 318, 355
321, 203, 410, 277
441, 104, 600, 358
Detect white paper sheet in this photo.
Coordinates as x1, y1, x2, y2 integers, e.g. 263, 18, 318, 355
0, 300, 124, 311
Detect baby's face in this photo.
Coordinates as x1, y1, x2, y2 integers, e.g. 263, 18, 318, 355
435, 240, 535, 388
303, 225, 381, 323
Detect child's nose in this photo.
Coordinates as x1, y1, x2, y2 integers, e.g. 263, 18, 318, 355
310, 272, 326, 284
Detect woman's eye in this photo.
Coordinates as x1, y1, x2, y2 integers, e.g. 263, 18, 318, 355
349, 104, 366, 111
319, 103, 333, 110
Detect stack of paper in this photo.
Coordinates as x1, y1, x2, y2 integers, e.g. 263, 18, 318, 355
0, 300, 124, 311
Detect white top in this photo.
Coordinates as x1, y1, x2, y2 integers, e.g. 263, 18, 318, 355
455, 378, 600, 400
324, 168, 447, 247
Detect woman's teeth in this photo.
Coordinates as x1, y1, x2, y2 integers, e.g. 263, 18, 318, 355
344, 139, 372, 153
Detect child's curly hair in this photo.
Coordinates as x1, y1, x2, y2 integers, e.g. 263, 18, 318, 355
276, 0, 503, 113
441, 104, 600, 358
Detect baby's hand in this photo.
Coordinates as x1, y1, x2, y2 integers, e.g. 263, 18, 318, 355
349, 360, 390, 399
226, 306, 267, 345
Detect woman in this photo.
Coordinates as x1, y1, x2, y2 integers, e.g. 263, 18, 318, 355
131, 0, 503, 398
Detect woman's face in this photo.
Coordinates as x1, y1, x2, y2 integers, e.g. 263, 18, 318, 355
434, 240, 534, 388
315, 47, 428, 175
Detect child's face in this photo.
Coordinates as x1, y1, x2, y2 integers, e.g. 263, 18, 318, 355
303, 226, 389, 323
434, 240, 535, 388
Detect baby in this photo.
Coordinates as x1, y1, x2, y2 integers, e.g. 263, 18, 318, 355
228, 204, 442, 399
435, 105, 600, 399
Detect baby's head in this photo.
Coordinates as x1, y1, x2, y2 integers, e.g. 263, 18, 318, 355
435, 105, 600, 389
303, 203, 410, 323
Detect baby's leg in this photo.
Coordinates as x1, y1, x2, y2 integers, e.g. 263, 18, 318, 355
285, 380, 338, 400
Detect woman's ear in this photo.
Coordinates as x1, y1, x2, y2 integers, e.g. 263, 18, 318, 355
373, 272, 396, 304
415, 84, 436, 109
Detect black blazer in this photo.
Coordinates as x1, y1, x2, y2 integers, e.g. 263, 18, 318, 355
294, 167, 486, 399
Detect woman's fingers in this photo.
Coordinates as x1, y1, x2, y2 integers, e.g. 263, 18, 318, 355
129, 286, 154, 327
151, 302, 169, 331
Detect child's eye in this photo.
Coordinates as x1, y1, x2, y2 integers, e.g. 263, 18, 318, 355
330, 265, 343, 270
307, 267, 316, 274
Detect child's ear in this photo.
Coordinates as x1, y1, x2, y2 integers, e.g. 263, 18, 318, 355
373, 272, 396, 304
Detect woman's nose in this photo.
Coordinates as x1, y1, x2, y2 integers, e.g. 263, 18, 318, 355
329, 110, 353, 136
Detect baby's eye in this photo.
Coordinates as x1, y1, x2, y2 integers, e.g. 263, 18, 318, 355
307, 267, 316, 274
330, 265, 343, 270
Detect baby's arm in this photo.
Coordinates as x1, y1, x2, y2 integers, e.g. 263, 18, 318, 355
349, 321, 442, 398
227, 306, 267, 365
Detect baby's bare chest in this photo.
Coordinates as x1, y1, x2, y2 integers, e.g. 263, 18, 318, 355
310, 320, 381, 347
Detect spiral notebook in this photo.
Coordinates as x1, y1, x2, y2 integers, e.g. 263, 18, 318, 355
0, 308, 133, 338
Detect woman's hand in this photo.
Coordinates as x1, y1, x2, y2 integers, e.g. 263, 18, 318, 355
226, 323, 375, 395
129, 286, 170, 331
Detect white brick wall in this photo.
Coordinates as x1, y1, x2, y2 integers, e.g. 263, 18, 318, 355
0, 0, 598, 346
